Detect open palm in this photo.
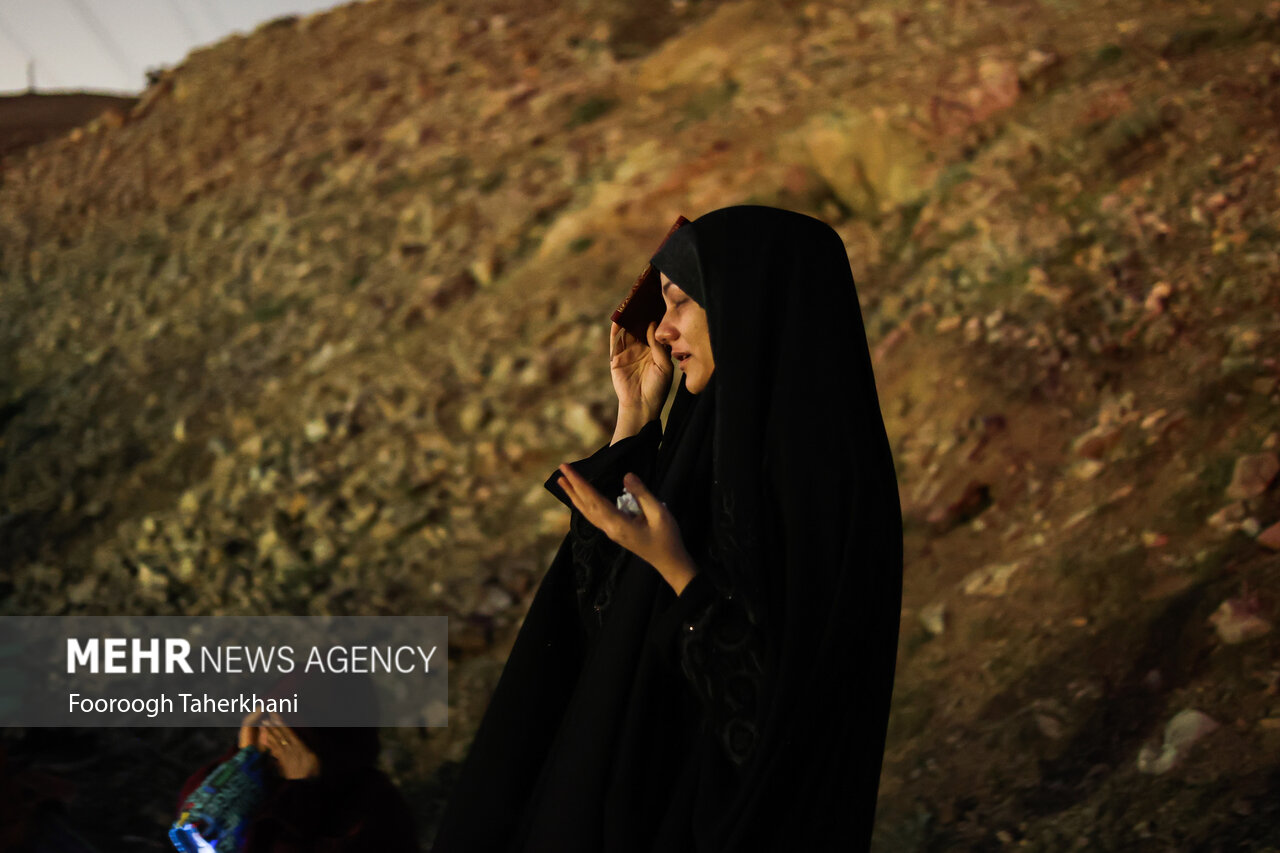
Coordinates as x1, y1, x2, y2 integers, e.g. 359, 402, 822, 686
610, 321, 673, 420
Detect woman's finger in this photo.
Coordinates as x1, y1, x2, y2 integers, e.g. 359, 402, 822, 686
267, 712, 297, 745
622, 472, 666, 521
645, 321, 661, 367
559, 464, 613, 522
619, 323, 638, 352
557, 466, 589, 509
261, 716, 287, 748
610, 321, 622, 358
238, 713, 262, 749
557, 475, 584, 516
557, 469, 594, 521
645, 321, 666, 362
560, 464, 631, 538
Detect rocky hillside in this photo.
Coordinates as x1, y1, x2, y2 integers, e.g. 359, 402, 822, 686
2, 0, 1279, 848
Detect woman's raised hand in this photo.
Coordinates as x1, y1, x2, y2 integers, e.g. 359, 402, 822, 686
610, 321, 673, 424
259, 712, 321, 780
557, 465, 698, 595
237, 710, 321, 780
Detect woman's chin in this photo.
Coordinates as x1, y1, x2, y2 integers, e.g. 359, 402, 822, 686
684, 369, 709, 395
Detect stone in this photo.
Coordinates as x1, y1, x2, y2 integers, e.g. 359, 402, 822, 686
563, 401, 602, 446
919, 601, 947, 636
1137, 709, 1218, 775
785, 110, 932, 217
1207, 501, 1248, 535
1209, 596, 1273, 644
1257, 521, 1280, 550
1226, 452, 1279, 500
961, 560, 1026, 597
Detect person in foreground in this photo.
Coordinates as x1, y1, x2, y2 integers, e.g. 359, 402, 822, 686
175, 676, 419, 852
431, 205, 904, 852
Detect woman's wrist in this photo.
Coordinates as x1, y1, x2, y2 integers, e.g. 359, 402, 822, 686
657, 551, 698, 596
610, 404, 654, 445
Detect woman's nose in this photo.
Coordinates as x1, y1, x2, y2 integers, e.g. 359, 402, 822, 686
655, 312, 677, 345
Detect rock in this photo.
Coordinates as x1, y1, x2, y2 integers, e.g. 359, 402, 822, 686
633, 1, 780, 91
1140, 530, 1168, 548
1026, 266, 1071, 306
458, 400, 488, 433
1144, 281, 1173, 315
67, 575, 99, 605
1035, 713, 1065, 740
257, 526, 280, 561
925, 480, 991, 529
426, 270, 479, 310
305, 418, 329, 442
934, 315, 962, 334
1137, 709, 1219, 774
1252, 376, 1279, 396
311, 535, 336, 564
873, 323, 910, 363
137, 562, 168, 591
239, 434, 264, 459
1072, 424, 1123, 459
474, 580, 515, 617
1140, 410, 1168, 430
1207, 501, 1247, 535
1069, 459, 1105, 480
966, 57, 1021, 122
424, 699, 448, 727
469, 253, 500, 287
961, 560, 1026, 597
306, 342, 337, 374
563, 401, 602, 446
963, 316, 983, 343
269, 541, 306, 580
1258, 521, 1280, 550
919, 601, 947, 636
785, 109, 932, 216
1226, 452, 1279, 500
1209, 596, 1273, 644
541, 507, 569, 535
179, 490, 201, 517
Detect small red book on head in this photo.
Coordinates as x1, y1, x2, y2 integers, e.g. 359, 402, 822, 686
612, 215, 690, 342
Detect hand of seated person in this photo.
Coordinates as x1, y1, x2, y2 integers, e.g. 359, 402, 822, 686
237, 710, 321, 780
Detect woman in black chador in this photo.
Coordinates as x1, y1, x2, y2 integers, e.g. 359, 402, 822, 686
431, 205, 903, 852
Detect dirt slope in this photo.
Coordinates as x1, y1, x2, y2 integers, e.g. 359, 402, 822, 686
1, 0, 1279, 848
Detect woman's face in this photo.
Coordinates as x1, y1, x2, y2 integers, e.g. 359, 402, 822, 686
656, 271, 715, 394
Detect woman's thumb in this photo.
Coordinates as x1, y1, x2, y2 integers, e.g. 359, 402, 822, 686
623, 473, 663, 515
645, 321, 656, 345
646, 322, 666, 362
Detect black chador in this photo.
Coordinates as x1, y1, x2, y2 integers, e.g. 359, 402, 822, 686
431, 206, 904, 852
